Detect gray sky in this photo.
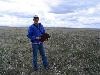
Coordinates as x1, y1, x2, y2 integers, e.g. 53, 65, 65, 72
0, 0, 100, 28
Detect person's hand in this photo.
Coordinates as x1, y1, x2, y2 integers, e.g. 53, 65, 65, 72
36, 36, 41, 40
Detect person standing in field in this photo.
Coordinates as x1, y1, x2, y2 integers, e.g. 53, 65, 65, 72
27, 15, 49, 71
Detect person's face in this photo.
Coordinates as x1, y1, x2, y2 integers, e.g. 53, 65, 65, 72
33, 17, 39, 24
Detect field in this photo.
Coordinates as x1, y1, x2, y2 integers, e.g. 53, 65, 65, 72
0, 27, 100, 75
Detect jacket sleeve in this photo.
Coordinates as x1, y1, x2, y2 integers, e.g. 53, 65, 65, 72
27, 26, 36, 41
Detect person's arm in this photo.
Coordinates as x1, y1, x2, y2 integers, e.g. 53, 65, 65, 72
27, 26, 37, 41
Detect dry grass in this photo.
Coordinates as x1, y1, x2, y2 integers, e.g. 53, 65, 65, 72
0, 27, 100, 75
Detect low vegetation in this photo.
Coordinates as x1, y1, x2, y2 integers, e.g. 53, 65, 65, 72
0, 27, 100, 75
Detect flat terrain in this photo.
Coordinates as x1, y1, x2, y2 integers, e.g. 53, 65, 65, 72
0, 27, 100, 75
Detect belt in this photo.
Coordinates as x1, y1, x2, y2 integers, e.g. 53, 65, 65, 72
32, 42, 42, 44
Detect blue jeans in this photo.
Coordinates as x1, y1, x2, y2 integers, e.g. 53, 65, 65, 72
32, 43, 48, 69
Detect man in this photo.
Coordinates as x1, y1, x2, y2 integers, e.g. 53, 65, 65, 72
27, 15, 49, 71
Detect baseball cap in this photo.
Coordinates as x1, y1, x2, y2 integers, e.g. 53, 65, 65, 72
33, 15, 39, 19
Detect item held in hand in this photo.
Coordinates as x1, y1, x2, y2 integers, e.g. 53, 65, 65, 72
39, 33, 50, 42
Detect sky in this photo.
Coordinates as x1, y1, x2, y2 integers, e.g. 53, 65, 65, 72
0, 0, 100, 28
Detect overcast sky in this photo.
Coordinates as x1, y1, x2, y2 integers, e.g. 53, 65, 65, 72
0, 0, 100, 28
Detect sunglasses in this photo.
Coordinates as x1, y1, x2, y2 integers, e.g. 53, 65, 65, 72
34, 17, 39, 19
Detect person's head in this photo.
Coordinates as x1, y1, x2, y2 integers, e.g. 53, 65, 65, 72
33, 15, 39, 24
